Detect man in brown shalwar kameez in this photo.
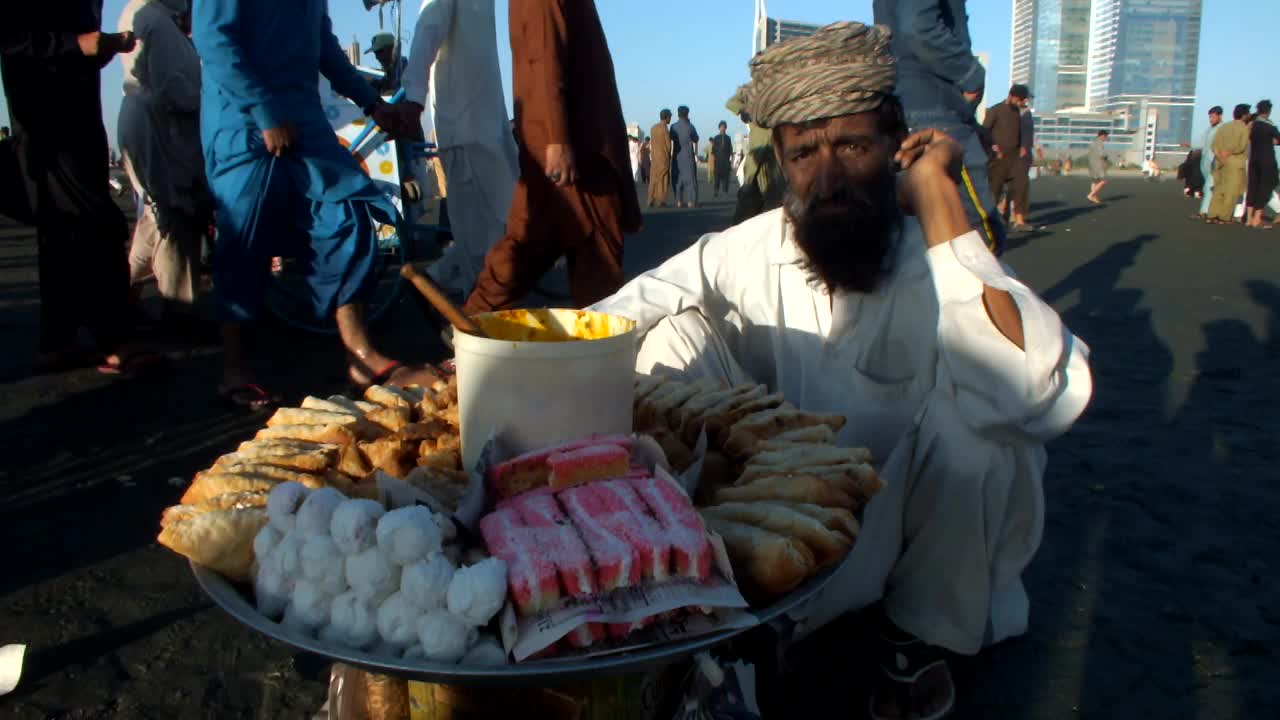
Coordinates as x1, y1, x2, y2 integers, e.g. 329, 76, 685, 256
462, 0, 642, 314
647, 108, 673, 207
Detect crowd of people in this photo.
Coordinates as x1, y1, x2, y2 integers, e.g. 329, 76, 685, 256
1184, 102, 1280, 229
3, 2, 1099, 720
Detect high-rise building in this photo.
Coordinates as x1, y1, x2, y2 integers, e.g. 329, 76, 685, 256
1010, 0, 1093, 112
1086, 0, 1202, 157
752, 0, 821, 56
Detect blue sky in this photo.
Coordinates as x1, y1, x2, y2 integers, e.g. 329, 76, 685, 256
0, 0, 1274, 148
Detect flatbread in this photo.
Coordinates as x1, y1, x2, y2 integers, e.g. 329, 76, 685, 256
157, 507, 267, 581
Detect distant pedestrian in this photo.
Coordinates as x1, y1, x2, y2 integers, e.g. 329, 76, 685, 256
709, 120, 734, 196
1194, 106, 1223, 219
671, 105, 699, 208
640, 136, 651, 184
1245, 99, 1278, 228
1087, 130, 1110, 204
1206, 104, 1251, 224
648, 109, 672, 206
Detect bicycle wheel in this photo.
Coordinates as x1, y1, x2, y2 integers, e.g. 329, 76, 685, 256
264, 219, 407, 334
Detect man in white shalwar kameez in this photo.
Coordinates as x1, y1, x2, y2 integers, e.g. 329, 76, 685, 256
592, 23, 1091, 720
399, 0, 518, 296
117, 0, 208, 315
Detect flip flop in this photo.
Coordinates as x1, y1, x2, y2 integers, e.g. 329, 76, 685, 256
869, 629, 956, 720
219, 383, 282, 411
96, 351, 169, 377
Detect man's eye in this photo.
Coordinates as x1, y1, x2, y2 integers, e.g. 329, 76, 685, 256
841, 142, 867, 155
791, 150, 813, 162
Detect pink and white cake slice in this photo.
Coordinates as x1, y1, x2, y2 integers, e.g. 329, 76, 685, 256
488, 435, 636, 499
628, 473, 713, 581
558, 483, 642, 591
565, 622, 607, 648
512, 491, 597, 599
478, 507, 561, 615
592, 479, 672, 582
548, 443, 631, 490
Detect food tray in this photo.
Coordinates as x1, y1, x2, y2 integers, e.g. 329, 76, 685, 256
193, 562, 836, 686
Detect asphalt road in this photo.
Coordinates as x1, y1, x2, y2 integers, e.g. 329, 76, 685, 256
1, 175, 1277, 718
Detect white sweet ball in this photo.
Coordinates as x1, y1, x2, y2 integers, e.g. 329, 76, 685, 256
376, 506, 445, 566
330, 499, 386, 556
300, 534, 349, 596
401, 553, 456, 611
285, 578, 334, 632
460, 634, 508, 666
345, 547, 401, 604
265, 531, 307, 581
417, 610, 474, 663
325, 591, 380, 649
266, 481, 310, 533
446, 558, 508, 627
296, 486, 347, 536
253, 524, 284, 564
254, 562, 292, 619
375, 591, 421, 648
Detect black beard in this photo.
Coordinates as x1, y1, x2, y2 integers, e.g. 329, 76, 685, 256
783, 168, 902, 295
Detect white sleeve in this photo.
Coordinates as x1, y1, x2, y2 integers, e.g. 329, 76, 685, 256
402, 0, 454, 107
589, 230, 740, 340
925, 231, 1092, 443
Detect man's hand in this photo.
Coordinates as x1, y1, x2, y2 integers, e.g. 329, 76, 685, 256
1019, 147, 1028, 158
895, 128, 965, 212
262, 123, 297, 157
544, 144, 577, 187
993, 145, 1005, 160
371, 101, 421, 140
78, 31, 136, 60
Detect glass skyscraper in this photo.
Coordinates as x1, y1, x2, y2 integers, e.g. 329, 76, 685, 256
1011, 0, 1093, 112
1087, 0, 1202, 154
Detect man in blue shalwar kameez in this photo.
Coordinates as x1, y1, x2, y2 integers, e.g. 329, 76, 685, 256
193, 0, 435, 405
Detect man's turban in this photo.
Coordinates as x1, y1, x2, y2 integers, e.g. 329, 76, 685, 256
744, 22, 897, 129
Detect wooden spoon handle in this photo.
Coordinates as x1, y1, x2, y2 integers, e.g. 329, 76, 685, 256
399, 264, 486, 337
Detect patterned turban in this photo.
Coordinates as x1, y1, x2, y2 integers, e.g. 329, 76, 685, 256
744, 22, 896, 129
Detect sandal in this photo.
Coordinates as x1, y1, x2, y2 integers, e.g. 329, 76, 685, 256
869, 627, 956, 720
96, 351, 169, 377
219, 383, 282, 411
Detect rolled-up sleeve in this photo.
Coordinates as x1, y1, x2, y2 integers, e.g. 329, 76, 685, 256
926, 231, 1092, 442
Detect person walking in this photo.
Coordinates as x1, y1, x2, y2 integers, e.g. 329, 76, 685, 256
117, 0, 209, 320
983, 85, 1031, 230
1206, 104, 1251, 224
397, 0, 520, 297
671, 105, 699, 208
461, 0, 641, 315
1245, 100, 1279, 228
647, 109, 672, 207
1194, 106, 1223, 219
709, 120, 734, 197
3, 3, 167, 375
1087, 130, 1110, 203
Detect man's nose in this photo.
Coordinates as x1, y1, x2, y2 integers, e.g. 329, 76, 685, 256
814, 150, 844, 199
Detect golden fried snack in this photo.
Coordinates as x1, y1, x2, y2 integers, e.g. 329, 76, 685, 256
394, 420, 450, 442
702, 514, 815, 598
300, 396, 360, 415
157, 506, 267, 581
714, 475, 855, 510
365, 405, 412, 433
266, 407, 358, 429
647, 426, 695, 472
746, 444, 874, 469
633, 373, 666, 403
226, 439, 340, 473
182, 471, 321, 506
364, 384, 414, 410
703, 501, 851, 565
432, 433, 460, 451
678, 384, 767, 444
206, 462, 325, 485
722, 408, 847, 459
703, 393, 787, 443
337, 443, 373, 479
417, 444, 462, 471
774, 502, 861, 540
359, 437, 417, 478
160, 491, 267, 527
755, 424, 838, 450
255, 423, 356, 446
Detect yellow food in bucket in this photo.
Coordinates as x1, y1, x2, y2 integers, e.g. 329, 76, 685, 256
473, 309, 630, 342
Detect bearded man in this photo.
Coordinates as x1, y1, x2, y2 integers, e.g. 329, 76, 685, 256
592, 23, 1092, 720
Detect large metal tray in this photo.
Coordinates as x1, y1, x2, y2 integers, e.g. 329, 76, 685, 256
193, 562, 835, 687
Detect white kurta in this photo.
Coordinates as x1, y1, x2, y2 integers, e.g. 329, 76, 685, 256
402, 0, 518, 294
591, 208, 1092, 654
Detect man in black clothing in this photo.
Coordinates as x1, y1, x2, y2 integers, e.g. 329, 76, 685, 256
709, 120, 734, 197
1, 3, 152, 373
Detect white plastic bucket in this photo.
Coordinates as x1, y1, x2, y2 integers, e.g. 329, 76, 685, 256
453, 309, 638, 471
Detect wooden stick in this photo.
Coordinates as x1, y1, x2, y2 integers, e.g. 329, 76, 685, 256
399, 264, 486, 337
